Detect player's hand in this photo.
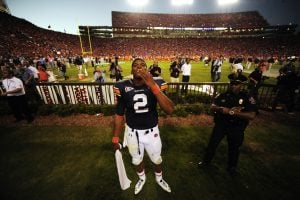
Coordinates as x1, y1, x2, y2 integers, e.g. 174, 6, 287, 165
137, 69, 156, 88
113, 142, 122, 151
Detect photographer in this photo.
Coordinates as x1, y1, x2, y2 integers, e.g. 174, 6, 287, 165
248, 60, 269, 100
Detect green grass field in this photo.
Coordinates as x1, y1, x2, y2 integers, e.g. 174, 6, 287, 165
0, 111, 299, 200
55, 60, 282, 85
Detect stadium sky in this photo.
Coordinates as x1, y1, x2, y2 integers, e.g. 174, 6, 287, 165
5, 0, 300, 35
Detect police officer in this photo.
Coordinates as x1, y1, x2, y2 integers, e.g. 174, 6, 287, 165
198, 74, 257, 176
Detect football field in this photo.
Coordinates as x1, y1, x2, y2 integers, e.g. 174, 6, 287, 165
53, 60, 282, 84
0, 111, 299, 200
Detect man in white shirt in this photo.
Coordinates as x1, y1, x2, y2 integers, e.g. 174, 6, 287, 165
1, 69, 34, 123
212, 55, 223, 82
181, 58, 192, 95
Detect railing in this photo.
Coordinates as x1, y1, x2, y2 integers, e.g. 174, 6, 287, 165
35, 82, 278, 110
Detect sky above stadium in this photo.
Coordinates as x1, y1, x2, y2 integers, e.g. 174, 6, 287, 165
5, 0, 300, 34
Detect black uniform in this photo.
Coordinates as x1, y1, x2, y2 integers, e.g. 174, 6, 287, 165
272, 65, 298, 113
169, 61, 180, 78
202, 89, 258, 173
248, 68, 263, 99
149, 65, 162, 77
113, 78, 167, 129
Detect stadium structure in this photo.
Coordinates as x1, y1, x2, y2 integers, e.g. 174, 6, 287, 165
0, 9, 299, 60
79, 11, 297, 39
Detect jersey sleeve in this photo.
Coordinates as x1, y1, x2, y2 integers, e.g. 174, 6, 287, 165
154, 77, 168, 92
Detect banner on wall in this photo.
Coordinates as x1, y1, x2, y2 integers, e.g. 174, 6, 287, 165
36, 84, 115, 105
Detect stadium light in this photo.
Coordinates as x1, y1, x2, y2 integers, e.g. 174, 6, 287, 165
171, 0, 194, 6
127, 0, 149, 6
218, 0, 238, 6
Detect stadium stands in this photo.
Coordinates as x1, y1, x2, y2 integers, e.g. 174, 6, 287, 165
0, 11, 299, 62
112, 11, 269, 29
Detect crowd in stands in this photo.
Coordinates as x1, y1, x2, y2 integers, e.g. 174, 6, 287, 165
1, 12, 299, 64
0, 10, 299, 118
112, 11, 269, 29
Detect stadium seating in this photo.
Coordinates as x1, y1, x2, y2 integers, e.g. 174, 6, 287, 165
0, 11, 299, 62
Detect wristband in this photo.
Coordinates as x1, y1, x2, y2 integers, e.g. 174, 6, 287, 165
115, 114, 124, 119
151, 85, 161, 95
112, 136, 119, 144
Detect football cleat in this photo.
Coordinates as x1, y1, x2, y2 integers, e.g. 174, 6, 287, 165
156, 179, 171, 193
134, 178, 146, 195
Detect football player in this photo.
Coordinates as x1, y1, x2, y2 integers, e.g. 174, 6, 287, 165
112, 58, 174, 194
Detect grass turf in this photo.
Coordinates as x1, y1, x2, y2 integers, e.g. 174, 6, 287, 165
54, 60, 284, 85
0, 115, 299, 200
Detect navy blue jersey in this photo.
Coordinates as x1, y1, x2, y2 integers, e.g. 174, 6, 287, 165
213, 90, 258, 128
113, 78, 168, 129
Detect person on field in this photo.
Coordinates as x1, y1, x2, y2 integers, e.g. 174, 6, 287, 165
148, 60, 162, 77
248, 60, 268, 100
181, 58, 192, 95
112, 58, 174, 194
1, 68, 34, 123
199, 74, 257, 176
169, 60, 180, 83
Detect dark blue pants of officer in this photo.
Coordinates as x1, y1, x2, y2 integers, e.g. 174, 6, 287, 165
203, 123, 244, 171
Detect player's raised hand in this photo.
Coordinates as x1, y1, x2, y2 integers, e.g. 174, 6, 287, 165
139, 69, 156, 88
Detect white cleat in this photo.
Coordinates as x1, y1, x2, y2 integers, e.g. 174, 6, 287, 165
156, 179, 171, 193
134, 178, 146, 195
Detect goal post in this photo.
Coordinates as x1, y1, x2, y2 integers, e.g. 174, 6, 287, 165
78, 26, 93, 56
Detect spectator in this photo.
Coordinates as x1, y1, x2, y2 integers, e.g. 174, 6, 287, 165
210, 56, 216, 82
15, 61, 38, 102
109, 62, 123, 82
232, 58, 244, 73
83, 56, 89, 76
27, 60, 39, 82
211, 55, 223, 82
148, 60, 162, 77
57, 61, 69, 80
37, 65, 49, 82
1, 68, 34, 123
116, 64, 123, 82
74, 56, 83, 74
181, 58, 192, 95
248, 60, 268, 100
93, 68, 105, 83
169, 60, 180, 82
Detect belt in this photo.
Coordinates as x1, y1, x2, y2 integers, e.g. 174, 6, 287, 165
132, 128, 154, 155
132, 128, 154, 135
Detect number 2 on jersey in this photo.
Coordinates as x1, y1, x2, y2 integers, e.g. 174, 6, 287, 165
133, 94, 149, 113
